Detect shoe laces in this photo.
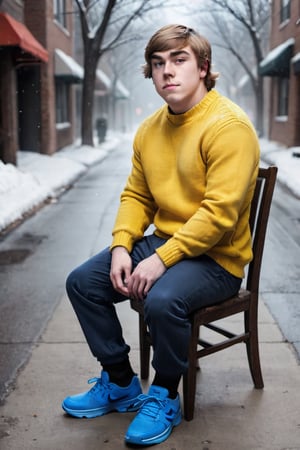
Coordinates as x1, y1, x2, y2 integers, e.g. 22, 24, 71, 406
134, 394, 166, 419
87, 376, 110, 395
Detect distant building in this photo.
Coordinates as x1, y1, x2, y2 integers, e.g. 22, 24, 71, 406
0, 0, 114, 165
259, 0, 300, 147
0, 2, 47, 164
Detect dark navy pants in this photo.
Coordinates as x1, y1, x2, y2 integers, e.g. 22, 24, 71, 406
66, 234, 242, 378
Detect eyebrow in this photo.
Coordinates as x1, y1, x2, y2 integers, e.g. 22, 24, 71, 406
151, 50, 191, 60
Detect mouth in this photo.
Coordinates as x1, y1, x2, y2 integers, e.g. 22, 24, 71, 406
163, 83, 179, 90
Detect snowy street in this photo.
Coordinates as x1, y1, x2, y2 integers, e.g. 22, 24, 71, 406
1, 133, 300, 398
0, 133, 300, 449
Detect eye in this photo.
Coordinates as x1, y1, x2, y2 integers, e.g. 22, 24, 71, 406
175, 57, 186, 64
153, 61, 164, 68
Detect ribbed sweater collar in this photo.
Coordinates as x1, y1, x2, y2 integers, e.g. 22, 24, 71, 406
166, 89, 219, 126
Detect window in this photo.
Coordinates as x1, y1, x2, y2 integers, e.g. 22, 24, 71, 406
53, 0, 67, 28
277, 77, 289, 117
280, 0, 291, 23
55, 81, 69, 124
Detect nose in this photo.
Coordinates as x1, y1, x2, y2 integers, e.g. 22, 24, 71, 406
163, 60, 174, 77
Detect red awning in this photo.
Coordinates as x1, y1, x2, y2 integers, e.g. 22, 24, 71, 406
0, 12, 48, 62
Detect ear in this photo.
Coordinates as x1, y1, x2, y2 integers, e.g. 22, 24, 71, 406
199, 60, 208, 79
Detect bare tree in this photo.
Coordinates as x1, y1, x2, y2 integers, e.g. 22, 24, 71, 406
195, 0, 270, 135
105, 46, 138, 130
75, 0, 164, 146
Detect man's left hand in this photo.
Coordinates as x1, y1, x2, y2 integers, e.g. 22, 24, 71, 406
127, 253, 166, 301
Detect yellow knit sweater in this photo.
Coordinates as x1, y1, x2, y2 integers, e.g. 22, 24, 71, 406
111, 90, 260, 278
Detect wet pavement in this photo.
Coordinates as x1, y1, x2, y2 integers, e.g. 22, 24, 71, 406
1, 284, 300, 449
1, 136, 300, 449
0, 141, 131, 402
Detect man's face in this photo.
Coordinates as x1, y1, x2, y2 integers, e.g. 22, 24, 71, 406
150, 45, 207, 114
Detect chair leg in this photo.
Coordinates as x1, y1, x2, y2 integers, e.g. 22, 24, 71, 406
139, 314, 151, 380
183, 364, 197, 421
182, 322, 200, 421
245, 310, 264, 389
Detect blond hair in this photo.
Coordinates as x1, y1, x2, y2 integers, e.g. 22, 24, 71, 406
143, 24, 219, 91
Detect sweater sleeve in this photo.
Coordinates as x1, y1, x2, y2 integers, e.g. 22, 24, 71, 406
110, 137, 157, 252
155, 120, 260, 267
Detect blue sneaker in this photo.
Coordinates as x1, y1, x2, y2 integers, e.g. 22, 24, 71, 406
62, 371, 142, 418
125, 385, 182, 446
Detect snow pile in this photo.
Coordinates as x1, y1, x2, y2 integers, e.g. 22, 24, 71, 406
260, 138, 300, 198
0, 135, 120, 232
0, 160, 50, 229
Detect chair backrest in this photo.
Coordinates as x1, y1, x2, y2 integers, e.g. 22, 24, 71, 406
246, 166, 278, 293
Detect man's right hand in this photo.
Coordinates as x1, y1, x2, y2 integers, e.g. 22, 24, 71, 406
110, 246, 132, 297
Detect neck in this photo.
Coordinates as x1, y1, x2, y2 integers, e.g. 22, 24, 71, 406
168, 88, 208, 115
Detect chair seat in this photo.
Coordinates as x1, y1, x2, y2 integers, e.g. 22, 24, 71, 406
194, 288, 251, 325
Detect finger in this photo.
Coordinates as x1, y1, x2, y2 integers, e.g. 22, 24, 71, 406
127, 276, 140, 301
111, 271, 129, 296
135, 279, 147, 301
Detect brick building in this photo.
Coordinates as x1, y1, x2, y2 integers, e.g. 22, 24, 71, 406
259, 0, 300, 147
0, 0, 98, 165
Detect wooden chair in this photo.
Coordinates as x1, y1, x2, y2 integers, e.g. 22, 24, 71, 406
130, 166, 278, 421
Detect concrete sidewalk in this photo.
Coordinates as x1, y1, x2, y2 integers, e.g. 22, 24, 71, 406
1, 290, 300, 449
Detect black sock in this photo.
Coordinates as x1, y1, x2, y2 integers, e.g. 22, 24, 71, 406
103, 358, 135, 387
152, 373, 181, 399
